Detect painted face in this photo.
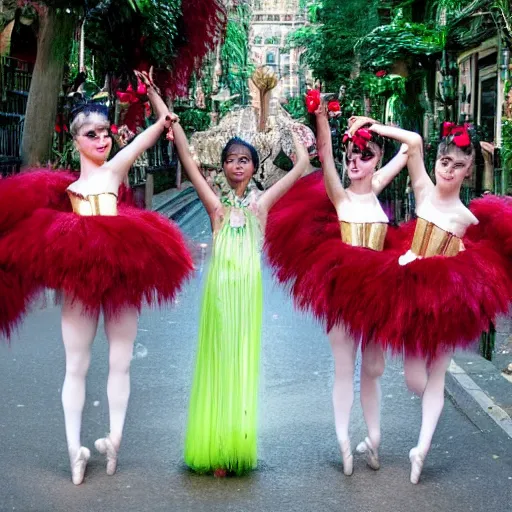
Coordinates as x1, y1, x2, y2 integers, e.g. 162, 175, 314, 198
74, 124, 112, 164
345, 142, 381, 182
222, 145, 255, 186
434, 148, 473, 192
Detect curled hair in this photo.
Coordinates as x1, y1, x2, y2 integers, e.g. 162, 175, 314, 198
221, 137, 260, 172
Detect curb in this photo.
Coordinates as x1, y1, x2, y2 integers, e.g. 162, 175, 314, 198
445, 351, 512, 440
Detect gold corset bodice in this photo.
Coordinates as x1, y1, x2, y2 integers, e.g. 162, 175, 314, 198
410, 217, 461, 258
67, 190, 118, 216
340, 221, 388, 251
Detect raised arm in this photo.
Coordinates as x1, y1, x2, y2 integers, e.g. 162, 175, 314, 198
368, 122, 432, 195
106, 70, 171, 180
316, 104, 345, 205
258, 133, 309, 213
371, 143, 409, 195
171, 121, 221, 215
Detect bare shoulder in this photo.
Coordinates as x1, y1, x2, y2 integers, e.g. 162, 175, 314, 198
460, 203, 479, 225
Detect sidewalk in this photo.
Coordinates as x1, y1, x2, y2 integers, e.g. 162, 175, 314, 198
446, 314, 512, 442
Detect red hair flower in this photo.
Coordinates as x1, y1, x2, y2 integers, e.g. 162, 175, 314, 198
375, 70, 387, 78
442, 122, 471, 148
342, 128, 372, 151
327, 100, 341, 113
305, 89, 321, 113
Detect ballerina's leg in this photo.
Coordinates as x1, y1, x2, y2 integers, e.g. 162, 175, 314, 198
357, 341, 385, 469
61, 294, 99, 484
404, 355, 429, 396
95, 307, 138, 476
409, 352, 451, 484
328, 323, 357, 475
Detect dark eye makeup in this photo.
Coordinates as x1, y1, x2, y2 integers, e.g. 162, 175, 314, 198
82, 130, 111, 139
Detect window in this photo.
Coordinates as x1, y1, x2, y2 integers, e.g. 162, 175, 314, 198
266, 52, 275, 65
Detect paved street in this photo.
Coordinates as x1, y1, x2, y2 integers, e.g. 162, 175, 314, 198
1, 205, 511, 512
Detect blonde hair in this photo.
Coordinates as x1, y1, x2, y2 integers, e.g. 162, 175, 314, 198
70, 111, 109, 137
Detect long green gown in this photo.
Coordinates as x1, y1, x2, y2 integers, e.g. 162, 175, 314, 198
184, 186, 263, 474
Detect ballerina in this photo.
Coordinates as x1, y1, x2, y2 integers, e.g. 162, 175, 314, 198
266, 103, 409, 475
0, 69, 193, 484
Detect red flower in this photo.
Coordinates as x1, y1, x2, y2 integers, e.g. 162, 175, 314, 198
441, 121, 455, 137
441, 122, 471, 148
136, 80, 148, 96
54, 124, 61, 133
116, 91, 132, 103
342, 128, 373, 151
116, 85, 140, 104
110, 124, 119, 135
375, 70, 387, 78
305, 89, 321, 113
327, 100, 340, 113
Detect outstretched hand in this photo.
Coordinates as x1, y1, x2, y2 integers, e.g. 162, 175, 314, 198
134, 67, 161, 95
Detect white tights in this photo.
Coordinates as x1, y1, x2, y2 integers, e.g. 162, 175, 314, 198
404, 353, 451, 456
328, 324, 385, 453
61, 295, 137, 460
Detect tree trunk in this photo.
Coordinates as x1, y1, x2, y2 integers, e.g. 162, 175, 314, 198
21, 8, 74, 167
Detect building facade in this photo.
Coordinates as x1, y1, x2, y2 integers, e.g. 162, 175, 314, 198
249, 0, 308, 98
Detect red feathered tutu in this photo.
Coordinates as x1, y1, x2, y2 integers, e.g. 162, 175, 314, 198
265, 171, 512, 358
0, 170, 194, 333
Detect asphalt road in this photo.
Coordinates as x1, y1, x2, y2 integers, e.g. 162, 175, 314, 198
0, 205, 511, 512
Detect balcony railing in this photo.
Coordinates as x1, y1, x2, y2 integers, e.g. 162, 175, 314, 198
0, 57, 33, 176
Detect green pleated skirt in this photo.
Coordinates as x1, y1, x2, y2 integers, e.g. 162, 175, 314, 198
184, 209, 263, 474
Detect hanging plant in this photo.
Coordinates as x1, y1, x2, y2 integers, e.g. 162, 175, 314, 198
362, 72, 407, 97
219, 2, 252, 104
356, 21, 444, 71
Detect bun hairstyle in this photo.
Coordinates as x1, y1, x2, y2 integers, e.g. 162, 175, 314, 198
69, 97, 110, 137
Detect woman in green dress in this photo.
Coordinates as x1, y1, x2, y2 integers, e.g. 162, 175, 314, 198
172, 121, 309, 475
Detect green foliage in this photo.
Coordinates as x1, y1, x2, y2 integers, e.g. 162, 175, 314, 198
362, 73, 407, 96
220, 3, 252, 104
85, 0, 181, 77
357, 21, 444, 70
502, 80, 512, 192
492, 0, 512, 44
282, 97, 307, 120
51, 136, 80, 170
218, 99, 236, 119
287, 0, 381, 90
501, 118, 512, 172
175, 108, 211, 134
